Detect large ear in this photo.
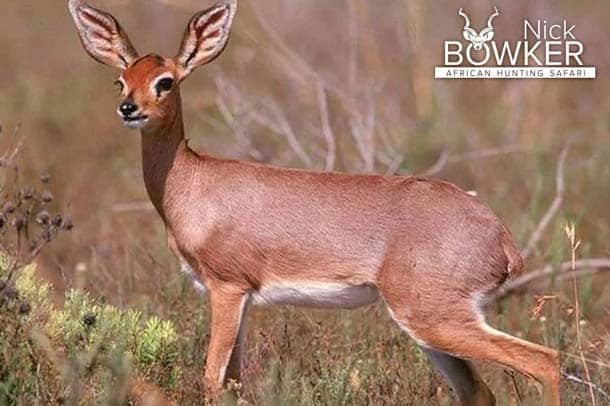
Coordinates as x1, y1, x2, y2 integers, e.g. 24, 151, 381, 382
68, 0, 139, 69
175, 1, 237, 80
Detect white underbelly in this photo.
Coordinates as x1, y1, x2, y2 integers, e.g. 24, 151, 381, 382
179, 258, 207, 294
177, 253, 378, 308
251, 281, 379, 309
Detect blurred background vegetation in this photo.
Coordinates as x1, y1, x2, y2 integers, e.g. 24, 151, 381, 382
0, 0, 608, 404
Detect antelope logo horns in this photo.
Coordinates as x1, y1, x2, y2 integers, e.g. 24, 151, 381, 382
458, 7, 500, 50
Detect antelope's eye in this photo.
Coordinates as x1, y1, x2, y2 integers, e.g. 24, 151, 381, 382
114, 80, 124, 93
155, 77, 174, 96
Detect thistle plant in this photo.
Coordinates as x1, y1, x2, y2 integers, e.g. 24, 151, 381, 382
0, 128, 73, 284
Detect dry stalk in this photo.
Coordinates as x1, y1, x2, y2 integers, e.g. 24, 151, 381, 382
564, 223, 595, 406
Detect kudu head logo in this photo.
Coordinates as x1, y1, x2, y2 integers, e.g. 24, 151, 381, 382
458, 7, 500, 50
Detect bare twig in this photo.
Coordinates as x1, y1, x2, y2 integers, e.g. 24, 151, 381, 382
563, 372, 610, 401
262, 99, 313, 168
250, 2, 317, 83
419, 144, 529, 177
447, 145, 531, 164
561, 352, 610, 370
214, 74, 315, 167
0, 125, 24, 191
362, 94, 377, 172
345, 91, 377, 172
214, 77, 264, 161
504, 370, 522, 404
251, 2, 385, 173
521, 139, 572, 259
110, 202, 155, 213
385, 155, 405, 175
0, 124, 24, 171
316, 82, 336, 171
376, 124, 403, 170
487, 258, 610, 302
214, 76, 273, 160
420, 148, 449, 177
214, 79, 250, 145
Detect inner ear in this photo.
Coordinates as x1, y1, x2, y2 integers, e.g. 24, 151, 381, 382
175, 1, 237, 80
68, 0, 138, 69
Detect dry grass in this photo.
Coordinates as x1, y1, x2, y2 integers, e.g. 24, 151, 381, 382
1, 0, 609, 404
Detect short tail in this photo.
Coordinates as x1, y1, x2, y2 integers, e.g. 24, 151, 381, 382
481, 230, 525, 306
501, 231, 524, 279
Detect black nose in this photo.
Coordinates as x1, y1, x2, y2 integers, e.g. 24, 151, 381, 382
119, 101, 138, 116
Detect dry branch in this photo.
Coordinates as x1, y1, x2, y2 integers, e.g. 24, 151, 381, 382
384, 155, 405, 175
420, 144, 530, 177
447, 145, 531, 164
260, 99, 314, 168
250, 2, 318, 83
110, 202, 155, 213
487, 258, 610, 302
347, 94, 377, 172
0, 124, 24, 168
562, 352, 610, 370
316, 82, 336, 171
521, 139, 572, 259
420, 147, 449, 177
251, 2, 382, 173
214, 75, 314, 167
563, 372, 610, 401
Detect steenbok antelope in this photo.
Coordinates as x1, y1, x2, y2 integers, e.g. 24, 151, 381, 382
68, 0, 560, 404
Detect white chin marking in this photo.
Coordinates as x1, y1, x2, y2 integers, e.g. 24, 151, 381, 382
123, 118, 148, 129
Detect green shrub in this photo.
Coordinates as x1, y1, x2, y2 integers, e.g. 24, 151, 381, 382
0, 260, 180, 404
0, 263, 58, 404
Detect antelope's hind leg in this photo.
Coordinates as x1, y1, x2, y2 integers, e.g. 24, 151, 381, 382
423, 348, 495, 406
382, 292, 560, 406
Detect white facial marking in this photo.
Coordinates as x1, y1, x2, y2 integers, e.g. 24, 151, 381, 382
116, 76, 128, 95
150, 72, 175, 98
251, 281, 379, 309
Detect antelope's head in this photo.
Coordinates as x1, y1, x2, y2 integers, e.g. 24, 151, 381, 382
458, 7, 499, 51
68, 0, 237, 130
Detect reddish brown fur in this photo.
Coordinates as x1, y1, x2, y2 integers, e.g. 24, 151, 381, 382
128, 57, 559, 405
69, 1, 560, 404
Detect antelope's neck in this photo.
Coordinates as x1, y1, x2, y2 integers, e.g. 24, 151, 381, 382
140, 107, 198, 223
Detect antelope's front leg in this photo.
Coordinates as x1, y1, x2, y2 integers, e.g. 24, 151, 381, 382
204, 286, 249, 398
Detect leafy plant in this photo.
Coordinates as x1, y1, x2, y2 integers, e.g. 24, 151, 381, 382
1, 258, 181, 404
